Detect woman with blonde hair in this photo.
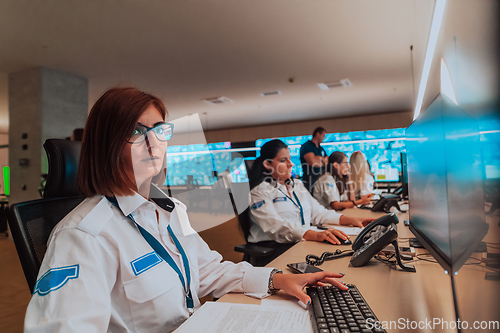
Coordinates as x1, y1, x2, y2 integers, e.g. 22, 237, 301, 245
313, 151, 372, 211
349, 151, 375, 200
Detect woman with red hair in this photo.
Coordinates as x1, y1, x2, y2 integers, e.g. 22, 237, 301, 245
24, 87, 348, 332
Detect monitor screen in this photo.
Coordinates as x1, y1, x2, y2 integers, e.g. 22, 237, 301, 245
256, 128, 407, 182
479, 114, 500, 180
400, 152, 408, 199
406, 93, 488, 273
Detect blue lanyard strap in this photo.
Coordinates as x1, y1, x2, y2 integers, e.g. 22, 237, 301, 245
278, 188, 305, 226
106, 196, 194, 309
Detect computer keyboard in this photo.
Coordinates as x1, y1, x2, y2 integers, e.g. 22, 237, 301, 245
307, 284, 386, 333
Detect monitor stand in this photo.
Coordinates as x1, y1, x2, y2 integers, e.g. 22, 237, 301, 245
409, 237, 424, 248
392, 241, 416, 272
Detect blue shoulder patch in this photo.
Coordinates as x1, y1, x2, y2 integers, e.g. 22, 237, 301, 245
273, 196, 287, 203
33, 264, 79, 296
250, 200, 265, 210
131, 252, 163, 276
327, 183, 335, 188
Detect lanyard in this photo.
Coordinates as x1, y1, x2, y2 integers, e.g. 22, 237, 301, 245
106, 196, 194, 310
277, 188, 305, 226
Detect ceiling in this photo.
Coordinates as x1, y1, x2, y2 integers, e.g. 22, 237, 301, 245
0, 0, 434, 133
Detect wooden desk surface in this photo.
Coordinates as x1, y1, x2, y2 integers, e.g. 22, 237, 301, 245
218, 207, 500, 332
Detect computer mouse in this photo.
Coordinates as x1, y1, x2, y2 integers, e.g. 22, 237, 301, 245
339, 238, 352, 246
324, 238, 352, 246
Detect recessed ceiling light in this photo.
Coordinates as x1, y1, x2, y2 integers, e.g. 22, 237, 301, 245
317, 78, 352, 90
260, 91, 281, 96
204, 96, 233, 105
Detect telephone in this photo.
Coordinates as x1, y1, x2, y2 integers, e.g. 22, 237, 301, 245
350, 213, 416, 272
370, 194, 404, 213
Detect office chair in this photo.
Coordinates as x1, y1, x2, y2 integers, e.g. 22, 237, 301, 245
42, 139, 82, 198
233, 208, 294, 267
8, 139, 85, 293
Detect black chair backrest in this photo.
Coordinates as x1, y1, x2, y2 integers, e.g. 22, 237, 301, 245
7, 138, 84, 292
237, 208, 252, 242
43, 139, 81, 198
8, 196, 84, 293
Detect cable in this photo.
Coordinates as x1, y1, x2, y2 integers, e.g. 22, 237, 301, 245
414, 253, 500, 273
464, 261, 500, 273
463, 257, 500, 273
463, 257, 482, 265
306, 249, 354, 266
416, 253, 438, 263
374, 253, 418, 269
486, 243, 500, 250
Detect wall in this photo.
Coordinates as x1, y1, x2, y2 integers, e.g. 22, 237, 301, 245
205, 109, 413, 143
8, 67, 88, 204
422, 0, 499, 117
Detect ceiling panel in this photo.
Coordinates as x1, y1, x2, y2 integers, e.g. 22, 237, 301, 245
0, 0, 433, 132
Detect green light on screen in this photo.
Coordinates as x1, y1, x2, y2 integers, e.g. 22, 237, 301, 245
3, 166, 9, 196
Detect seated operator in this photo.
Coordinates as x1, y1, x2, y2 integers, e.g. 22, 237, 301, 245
313, 151, 372, 211
24, 87, 349, 333
248, 140, 373, 247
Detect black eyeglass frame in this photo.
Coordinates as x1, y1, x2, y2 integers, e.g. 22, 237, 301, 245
127, 122, 174, 144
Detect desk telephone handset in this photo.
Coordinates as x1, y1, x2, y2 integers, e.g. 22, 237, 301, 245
370, 194, 404, 213
350, 213, 416, 272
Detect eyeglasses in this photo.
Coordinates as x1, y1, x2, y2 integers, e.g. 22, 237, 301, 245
128, 122, 174, 144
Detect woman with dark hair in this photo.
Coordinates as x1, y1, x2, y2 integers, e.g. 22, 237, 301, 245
313, 151, 371, 211
248, 140, 373, 245
24, 87, 348, 333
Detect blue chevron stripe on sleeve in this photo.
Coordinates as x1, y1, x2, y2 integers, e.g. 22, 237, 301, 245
250, 200, 265, 210
33, 264, 80, 296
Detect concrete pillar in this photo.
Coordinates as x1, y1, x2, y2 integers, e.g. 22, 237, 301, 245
8, 67, 88, 204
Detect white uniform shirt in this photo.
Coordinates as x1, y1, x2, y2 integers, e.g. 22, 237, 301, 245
248, 179, 342, 243
357, 173, 374, 198
312, 173, 349, 209
25, 189, 273, 333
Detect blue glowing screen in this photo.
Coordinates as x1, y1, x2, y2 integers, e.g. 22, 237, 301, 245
255, 128, 406, 182
165, 117, 498, 187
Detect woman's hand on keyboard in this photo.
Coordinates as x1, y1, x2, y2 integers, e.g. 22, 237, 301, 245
272, 271, 348, 306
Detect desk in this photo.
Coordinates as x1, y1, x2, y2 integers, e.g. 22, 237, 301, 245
219, 208, 500, 332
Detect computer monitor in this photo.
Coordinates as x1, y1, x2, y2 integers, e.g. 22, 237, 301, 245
406, 93, 489, 325
400, 152, 408, 200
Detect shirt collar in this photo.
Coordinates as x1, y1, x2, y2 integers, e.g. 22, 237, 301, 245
113, 184, 174, 216
115, 192, 149, 217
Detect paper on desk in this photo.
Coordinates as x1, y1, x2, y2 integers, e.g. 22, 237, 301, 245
261, 298, 310, 311
310, 225, 362, 236
174, 301, 314, 333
